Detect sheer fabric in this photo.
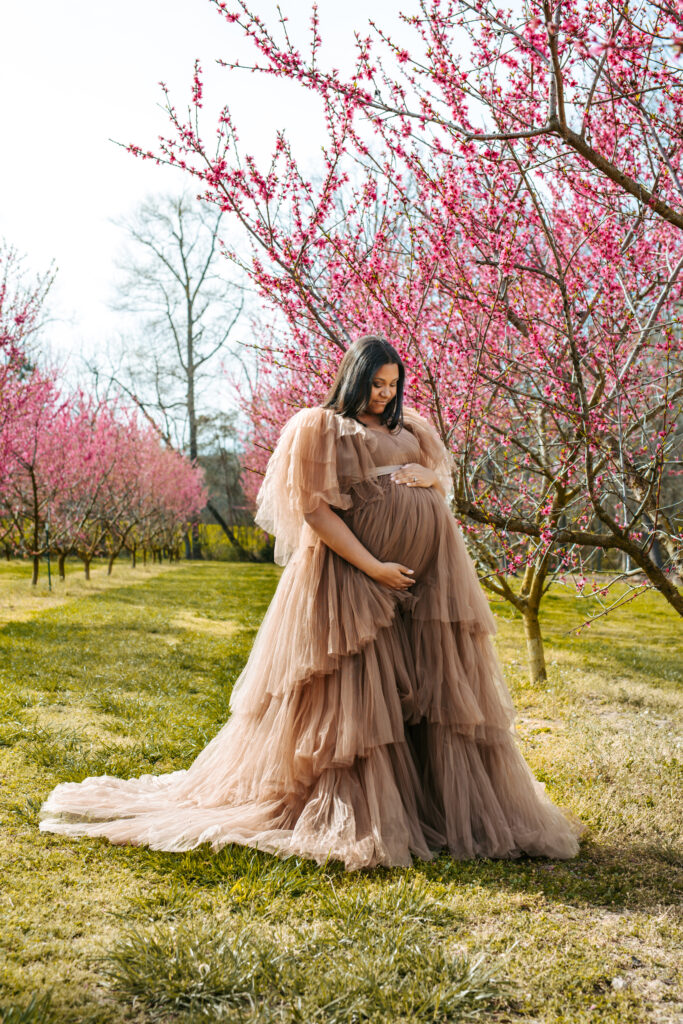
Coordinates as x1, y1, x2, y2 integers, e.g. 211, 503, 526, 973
40, 406, 583, 869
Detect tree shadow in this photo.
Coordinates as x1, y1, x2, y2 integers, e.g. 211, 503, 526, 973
77, 830, 681, 920
407, 835, 682, 914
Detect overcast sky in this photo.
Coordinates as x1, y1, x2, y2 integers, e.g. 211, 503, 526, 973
0, 0, 405, 375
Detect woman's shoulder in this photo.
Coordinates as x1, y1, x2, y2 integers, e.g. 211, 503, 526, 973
284, 404, 436, 435
281, 404, 340, 424
275, 405, 332, 438
286, 404, 439, 444
401, 406, 454, 472
283, 405, 366, 439
401, 406, 437, 434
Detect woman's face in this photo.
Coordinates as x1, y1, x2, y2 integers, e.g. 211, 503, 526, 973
368, 362, 400, 414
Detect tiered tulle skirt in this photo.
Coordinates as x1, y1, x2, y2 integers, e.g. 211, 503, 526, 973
40, 473, 582, 869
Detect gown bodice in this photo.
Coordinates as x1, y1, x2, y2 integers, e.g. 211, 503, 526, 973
356, 424, 422, 468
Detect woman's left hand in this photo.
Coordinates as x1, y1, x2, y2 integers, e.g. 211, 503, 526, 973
390, 463, 438, 488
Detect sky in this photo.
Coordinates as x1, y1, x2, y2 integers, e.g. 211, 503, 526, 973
0, 0, 405, 376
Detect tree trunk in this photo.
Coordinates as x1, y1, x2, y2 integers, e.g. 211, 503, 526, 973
131, 543, 137, 568
206, 499, 261, 562
30, 468, 40, 586
184, 296, 204, 561
190, 521, 203, 560
58, 552, 66, 581
107, 549, 120, 575
83, 557, 91, 580
522, 607, 547, 683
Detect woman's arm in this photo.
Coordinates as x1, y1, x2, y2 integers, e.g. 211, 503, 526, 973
303, 504, 415, 590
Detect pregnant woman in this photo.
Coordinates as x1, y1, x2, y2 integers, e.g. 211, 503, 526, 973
40, 335, 583, 869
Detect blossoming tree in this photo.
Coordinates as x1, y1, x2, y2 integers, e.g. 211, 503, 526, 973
132, 0, 682, 677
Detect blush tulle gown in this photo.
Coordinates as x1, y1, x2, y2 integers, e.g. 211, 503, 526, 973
39, 406, 583, 869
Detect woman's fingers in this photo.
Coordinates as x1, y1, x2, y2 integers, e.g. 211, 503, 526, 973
398, 565, 415, 588
373, 562, 415, 590
390, 463, 424, 486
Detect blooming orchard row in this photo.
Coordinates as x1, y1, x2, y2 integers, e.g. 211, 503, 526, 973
0, 246, 206, 584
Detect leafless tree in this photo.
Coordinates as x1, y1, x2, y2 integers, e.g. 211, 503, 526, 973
99, 192, 244, 557
108, 191, 243, 464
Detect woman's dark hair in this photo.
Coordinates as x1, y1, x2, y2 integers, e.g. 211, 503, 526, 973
322, 335, 405, 430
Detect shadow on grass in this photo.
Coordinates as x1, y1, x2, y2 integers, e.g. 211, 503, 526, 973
78, 830, 680, 920
0, 619, 250, 697
581, 642, 682, 688
0, 562, 280, 639
413, 839, 681, 913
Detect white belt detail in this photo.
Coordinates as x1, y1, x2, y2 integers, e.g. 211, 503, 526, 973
364, 463, 405, 478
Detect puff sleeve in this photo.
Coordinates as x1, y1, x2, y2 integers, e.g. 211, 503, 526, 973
402, 407, 455, 499
254, 406, 352, 566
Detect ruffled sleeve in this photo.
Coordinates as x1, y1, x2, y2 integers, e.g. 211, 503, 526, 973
254, 406, 352, 566
403, 407, 455, 498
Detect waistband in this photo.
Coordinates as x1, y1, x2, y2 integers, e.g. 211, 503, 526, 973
364, 463, 404, 478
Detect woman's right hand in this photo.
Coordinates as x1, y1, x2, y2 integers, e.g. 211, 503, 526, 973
371, 561, 415, 590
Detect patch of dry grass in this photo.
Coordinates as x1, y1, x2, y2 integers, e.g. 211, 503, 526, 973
0, 558, 176, 625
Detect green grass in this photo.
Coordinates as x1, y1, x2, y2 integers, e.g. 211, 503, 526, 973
0, 562, 681, 1023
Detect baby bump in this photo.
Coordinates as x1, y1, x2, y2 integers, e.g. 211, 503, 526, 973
345, 476, 442, 579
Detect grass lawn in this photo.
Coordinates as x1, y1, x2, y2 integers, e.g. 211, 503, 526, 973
0, 559, 680, 1023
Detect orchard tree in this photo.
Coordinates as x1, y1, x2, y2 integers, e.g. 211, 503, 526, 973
0, 244, 53, 484
130, 0, 683, 679
0, 244, 56, 582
